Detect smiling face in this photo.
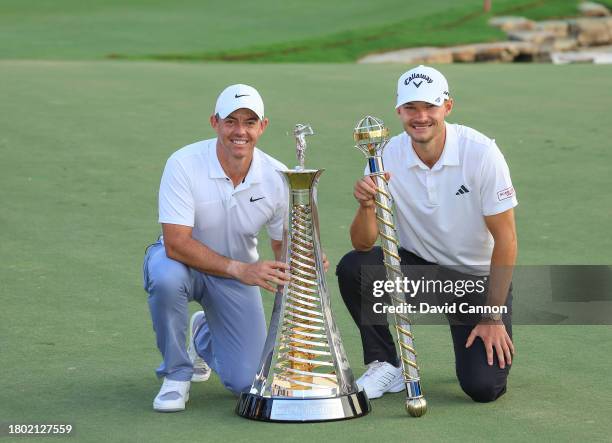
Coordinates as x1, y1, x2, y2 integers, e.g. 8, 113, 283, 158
210, 108, 269, 161
397, 99, 453, 146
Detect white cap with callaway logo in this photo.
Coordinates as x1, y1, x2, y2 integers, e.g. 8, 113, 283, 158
214, 84, 265, 120
396, 65, 450, 108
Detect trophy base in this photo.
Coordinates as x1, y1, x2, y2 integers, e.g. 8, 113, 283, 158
236, 391, 370, 423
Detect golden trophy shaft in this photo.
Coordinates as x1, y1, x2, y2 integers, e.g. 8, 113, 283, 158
353, 116, 427, 417
272, 180, 338, 394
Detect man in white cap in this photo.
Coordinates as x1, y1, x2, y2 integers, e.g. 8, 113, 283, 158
143, 84, 291, 412
337, 66, 518, 402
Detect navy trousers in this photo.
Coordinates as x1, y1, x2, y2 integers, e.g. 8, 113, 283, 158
336, 247, 512, 403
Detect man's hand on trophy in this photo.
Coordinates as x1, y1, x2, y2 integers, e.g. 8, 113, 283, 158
353, 172, 391, 208
230, 260, 290, 292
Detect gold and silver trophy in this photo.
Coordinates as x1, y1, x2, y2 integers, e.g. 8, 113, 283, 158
353, 116, 427, 417
236, 124, 370, 422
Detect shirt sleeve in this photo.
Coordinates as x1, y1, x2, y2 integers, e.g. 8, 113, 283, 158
480, 143, 518, 216
158, 156, 195, 226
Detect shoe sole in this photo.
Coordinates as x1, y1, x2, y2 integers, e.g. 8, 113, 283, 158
154, 406, 185, 413
153, 392, 189, 412
191, 372, 211, 383
188, 312, 210, 383
360, 379, 405, 399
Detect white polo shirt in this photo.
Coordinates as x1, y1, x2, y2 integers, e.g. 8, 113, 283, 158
158, 138, 287, 264
375, 123, 517, 274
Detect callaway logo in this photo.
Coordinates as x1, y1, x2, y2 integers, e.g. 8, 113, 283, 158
235, 94, 249, 98
249, 196, 265, 202
404, 73, 433, 86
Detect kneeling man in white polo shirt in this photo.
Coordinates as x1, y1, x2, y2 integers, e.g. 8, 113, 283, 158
337, 66, 518, 402
143, 84, 291, 412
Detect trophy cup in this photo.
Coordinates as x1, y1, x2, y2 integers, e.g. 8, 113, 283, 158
236, 124, 370, 422
353, 116, 427, 417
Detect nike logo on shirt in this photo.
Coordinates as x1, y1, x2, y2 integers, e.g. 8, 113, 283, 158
250, 196, 265, 202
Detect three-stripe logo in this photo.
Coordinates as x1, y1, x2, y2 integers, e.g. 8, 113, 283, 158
455, 185, 470, 196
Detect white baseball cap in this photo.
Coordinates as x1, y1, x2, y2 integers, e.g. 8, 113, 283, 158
214, 84, 264, 120
396, 65, 450, 108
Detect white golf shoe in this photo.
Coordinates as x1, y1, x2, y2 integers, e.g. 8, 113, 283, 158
153, 378, 190, 412
188, 311, 212, 382
356, 361, 404, 399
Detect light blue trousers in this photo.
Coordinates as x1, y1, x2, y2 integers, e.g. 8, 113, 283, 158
142, 240, 267, 395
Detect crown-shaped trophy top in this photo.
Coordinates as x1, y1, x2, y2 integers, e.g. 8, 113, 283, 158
353, 115, 389, 157
293, 123, 314, 170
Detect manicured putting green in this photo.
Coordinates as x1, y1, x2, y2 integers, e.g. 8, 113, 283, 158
1, 61, 611, 442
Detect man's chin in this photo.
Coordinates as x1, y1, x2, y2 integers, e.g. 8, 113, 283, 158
406, 131, 433, 144
230, 144, 253, 156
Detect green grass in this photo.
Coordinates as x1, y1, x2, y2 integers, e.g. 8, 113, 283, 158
1, 60, 611, 442
3, 0, 609, 62
0, 0, 478, 60
117, 0, 598, 62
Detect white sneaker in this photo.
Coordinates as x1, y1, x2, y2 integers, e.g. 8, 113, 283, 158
356, 361, 404, 399
188, 311, 211, 382
153, 378, 190, 412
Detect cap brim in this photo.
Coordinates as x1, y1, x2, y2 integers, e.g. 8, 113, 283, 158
218, 103, 264, 120
396, 92, 444, 108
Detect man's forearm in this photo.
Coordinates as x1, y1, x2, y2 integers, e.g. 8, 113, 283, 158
164, 235, 242, 279
350, 205, 379, 251
271, 239, 283, 261
486, 237, 517, 309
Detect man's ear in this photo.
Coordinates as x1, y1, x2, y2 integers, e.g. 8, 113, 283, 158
260, 117, 269, 131
210, 114, 219, 129
444, 99, 454, 117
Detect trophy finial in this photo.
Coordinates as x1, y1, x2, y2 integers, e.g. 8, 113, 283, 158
293, 123, 314, 170
353, 115, 389, 157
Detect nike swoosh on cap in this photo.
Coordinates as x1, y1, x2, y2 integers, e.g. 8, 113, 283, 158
235, 94, 249, 98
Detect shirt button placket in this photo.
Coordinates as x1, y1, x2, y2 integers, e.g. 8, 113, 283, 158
426, 170, 437, 205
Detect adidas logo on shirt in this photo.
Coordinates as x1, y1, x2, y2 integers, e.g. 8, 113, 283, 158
455, 185, 470, 196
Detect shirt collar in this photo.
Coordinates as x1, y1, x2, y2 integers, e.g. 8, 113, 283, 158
403, 122, 459, 170
243, 149, 263, 185
208, 138, 263, 184
437, 122, 459, 168
403, 133, 424, 169
208, 139, 227, 179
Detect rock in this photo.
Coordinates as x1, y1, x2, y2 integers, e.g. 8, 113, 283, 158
358, 47, 453, 64
550, 52, 596, 63
551, 45, 612, 64
489, 16, 536, 32
569, 17, 612, 46
451, 41, 538, 62
546, 37, 579, 52
507, 30, 557, 44
359, 41, 543, 64
450, 46, 478, 62
578, 2, 611, 17
604, 16, 612, 34
535, 20, 570, 37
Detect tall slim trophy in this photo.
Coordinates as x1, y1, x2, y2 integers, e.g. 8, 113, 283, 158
353, 116, 427, 417
236, 124, 370, 422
